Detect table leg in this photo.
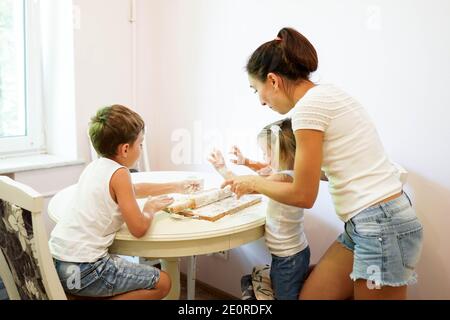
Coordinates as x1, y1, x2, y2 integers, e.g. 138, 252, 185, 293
186, 255, 197, 300
160, 257, 180, 300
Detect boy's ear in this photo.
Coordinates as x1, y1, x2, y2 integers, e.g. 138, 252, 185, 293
117, 143, 130, 158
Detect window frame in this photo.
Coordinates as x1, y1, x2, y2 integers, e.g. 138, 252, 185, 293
0, 0, 45, 158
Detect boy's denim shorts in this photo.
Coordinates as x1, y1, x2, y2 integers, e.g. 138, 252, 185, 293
53, 255, 160, 298
270, 246, 311, 300
337, 192, 423, 287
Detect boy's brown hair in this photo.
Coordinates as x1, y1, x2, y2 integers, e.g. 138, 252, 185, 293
257, 118, 296, 171
89, 105, 145, 158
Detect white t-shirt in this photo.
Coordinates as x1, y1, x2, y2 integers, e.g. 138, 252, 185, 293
291, 84, 403, 222
265, 171, 308, 257
49, 158, 126, 263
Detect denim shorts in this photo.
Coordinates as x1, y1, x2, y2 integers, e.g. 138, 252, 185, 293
337, 192, 423, 287
53, 255, 160, 298
270, 246, 311, 300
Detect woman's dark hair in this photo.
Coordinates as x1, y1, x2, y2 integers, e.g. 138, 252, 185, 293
246, 27, 318, 83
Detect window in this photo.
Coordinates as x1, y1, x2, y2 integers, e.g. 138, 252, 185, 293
0, 0, 44, 157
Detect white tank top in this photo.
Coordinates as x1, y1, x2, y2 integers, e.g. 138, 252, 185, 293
265, 171, 309, 257
49, 158, 126, 263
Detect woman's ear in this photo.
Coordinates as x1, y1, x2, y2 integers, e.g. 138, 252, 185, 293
267, 73, 279, 90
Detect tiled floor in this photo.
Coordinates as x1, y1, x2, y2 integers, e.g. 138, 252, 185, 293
0, 273, 240, 301
179, 274, 239, 300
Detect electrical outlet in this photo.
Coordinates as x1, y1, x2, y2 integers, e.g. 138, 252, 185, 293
214, 250, 229, 260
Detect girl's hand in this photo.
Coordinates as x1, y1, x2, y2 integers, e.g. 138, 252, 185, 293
208, 149, 226, 170
221, 175, 259, 199
143, 195, 174, 214
229, 145, 247, 165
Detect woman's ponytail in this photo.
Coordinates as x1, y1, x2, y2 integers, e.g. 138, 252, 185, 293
247, 27, 318, 82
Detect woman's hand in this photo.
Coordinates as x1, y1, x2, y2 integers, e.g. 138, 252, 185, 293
208, 149, 226, 170
143, 195, 174, 214
221, 175, 259, 199
229, 145, 247, 165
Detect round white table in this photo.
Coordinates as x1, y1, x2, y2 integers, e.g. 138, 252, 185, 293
48, 171, 266, 300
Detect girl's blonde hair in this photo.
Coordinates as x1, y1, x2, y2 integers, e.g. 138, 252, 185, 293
257, 118, 296, 171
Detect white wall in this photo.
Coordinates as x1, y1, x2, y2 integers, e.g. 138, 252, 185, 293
142, 0, 450, 299
12, 0, 137, 232
13, 0, 449, 300
73, 0, 135, 159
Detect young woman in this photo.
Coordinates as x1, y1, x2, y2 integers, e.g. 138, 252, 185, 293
222, 28, 423, 300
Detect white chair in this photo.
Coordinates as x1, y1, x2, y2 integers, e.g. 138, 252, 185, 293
0, 176, 67, 300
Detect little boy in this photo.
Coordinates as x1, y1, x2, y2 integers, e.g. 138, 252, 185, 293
49, 105, 200, 299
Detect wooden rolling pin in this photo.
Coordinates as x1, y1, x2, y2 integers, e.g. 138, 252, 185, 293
165, 187, 233, 214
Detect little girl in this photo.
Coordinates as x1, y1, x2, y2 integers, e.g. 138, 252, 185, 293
49, 105, 200, 300
208, 118, 310, 300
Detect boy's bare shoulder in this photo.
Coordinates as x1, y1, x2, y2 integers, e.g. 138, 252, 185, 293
110, 167, 132, 187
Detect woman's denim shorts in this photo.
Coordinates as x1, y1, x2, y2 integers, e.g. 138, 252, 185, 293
54, 255, 160, 298
337, 192, 423, 287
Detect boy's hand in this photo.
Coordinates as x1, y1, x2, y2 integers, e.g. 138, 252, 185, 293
176, 179, 203, 194
229, 145, 246, 165
175, 178, 203, 194
144, 195, 174, 214
208, 149, 226, 170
